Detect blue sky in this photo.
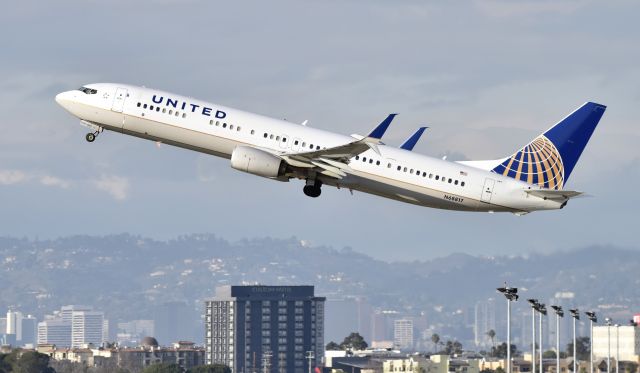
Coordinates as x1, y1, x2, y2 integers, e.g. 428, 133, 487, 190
1, 1, 638, 260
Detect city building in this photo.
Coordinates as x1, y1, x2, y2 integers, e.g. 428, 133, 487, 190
205, 285, 325, 373
38, 318, 72, 347
325, 297, 372, 343
393, 319, 414, 350
37, 305, 107, 348
593, 324, 640, 362
71, 310, 105, 348
474, 298, 496, 349
21, 315, 38, 346
38, 337, 205, 372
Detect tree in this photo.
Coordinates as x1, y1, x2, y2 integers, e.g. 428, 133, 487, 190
326, 341, 341, 351
487, 329, 496, 352
431, 334, 440, 353
566, 337, 590, 361
188, 364, 232, 373
12, 351, 55, 373
542, 350, 557, 359
142, 363, 183, 373
339, 332, 368, 350
444, 340, 464, 355
491, 342, 517, 358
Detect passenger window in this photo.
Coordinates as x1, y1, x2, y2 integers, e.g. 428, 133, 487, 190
150, 105, 154, 110
436, 175, 439, 180
429, 173, 433, 179
403, 167, 407, 172
310, 144, 313, 149
137, 102, 141, 107
162, 108, 166, 113
397, 166, 401, 171
182, 113, 186, 118
169, 110, 173, 115
410, 169, 414, 174
422, 172, 426, 177
156, 107, 160, 112
210, 120, 214, 125
282, 137, 286, 142
175, 111, 179, 117
223, 123, 227, 128
362, 157, 367, 162
295, 140, 299, 145
269, 134, 274, 139
454, 180, 459, 185
416, 170, 420, 175
276, 136, 280, 141
251, 130, 255, 135
238, 127, 241, 131
376, 160, 380, 166
230, 125, 234, 130
143, 104, 148, 109
461, 181, 465, 187
388, 163, 392, 168
448, 178, 452, 183
302, 142, 306, 147
316, 146, 320, 150
356, 156, 359, 160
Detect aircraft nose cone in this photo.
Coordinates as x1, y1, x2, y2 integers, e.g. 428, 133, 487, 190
55, 90, 75, 112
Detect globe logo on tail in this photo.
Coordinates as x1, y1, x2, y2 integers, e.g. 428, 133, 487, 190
492, 135, 565, 190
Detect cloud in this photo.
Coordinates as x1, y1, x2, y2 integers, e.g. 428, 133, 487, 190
91, 175, 130, 201
39, 175, 71, 189
0, 170, 28, 185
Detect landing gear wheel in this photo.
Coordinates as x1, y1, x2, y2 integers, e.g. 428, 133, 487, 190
303, 185, 322, 198
85, 133, 96, 142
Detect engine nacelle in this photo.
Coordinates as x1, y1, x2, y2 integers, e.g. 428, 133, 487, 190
230, 146, 286, 178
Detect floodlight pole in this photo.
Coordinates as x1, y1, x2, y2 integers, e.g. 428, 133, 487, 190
539, 308, 545, 373
615, 324, 619, 373
533, 306, 537, 373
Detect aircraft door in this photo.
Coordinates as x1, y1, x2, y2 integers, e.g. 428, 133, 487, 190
481, 178, 495, 202
111, 87, 128, 113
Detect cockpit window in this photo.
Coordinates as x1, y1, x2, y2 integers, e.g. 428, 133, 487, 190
78, 87, 98, 94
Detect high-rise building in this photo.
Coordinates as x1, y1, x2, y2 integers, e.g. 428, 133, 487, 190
205, 285, 325, 373
393, 319, 414, 350
71, 310, 105, 347
6, 310, 23, 340
474, 299, 496, 348
38, 318, 72, 347
154, 301, 194, 345
325, 297, 372, 343
21, 315, 38, 346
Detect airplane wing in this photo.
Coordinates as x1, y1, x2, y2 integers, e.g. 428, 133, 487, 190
524, 189, 583, 201
276, 114, 398, 179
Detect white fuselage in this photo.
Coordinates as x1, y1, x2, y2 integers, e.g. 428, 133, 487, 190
55, 83, 564, 213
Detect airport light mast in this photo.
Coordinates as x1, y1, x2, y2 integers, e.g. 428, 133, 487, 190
528, 299, 540, 373
585, 311, 598, 373
538, 303, 547, 373
498, 285, 519, 373
551, 306, 564, 373
570, 309, 580, 373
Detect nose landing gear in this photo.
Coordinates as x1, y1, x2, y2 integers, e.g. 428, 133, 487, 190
303, 179, 322, 198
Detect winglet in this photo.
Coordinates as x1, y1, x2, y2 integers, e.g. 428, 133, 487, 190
400, 127, 428, 150
367, 114, 398, 139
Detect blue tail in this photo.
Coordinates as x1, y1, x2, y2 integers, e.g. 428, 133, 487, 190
491, 102, 606, 189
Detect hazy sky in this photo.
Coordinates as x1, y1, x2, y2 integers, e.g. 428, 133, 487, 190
1, 1, 638, 261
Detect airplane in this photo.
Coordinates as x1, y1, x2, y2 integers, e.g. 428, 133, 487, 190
55, 83, 606, 214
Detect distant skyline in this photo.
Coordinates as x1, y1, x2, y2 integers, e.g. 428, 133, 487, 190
1, 1, 638, 261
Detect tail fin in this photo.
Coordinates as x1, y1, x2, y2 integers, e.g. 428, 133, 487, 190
463, 102, 606, 189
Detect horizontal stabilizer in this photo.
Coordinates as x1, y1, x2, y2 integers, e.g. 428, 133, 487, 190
400, 127, 428, 150
367, 114, 398, 139
525, 189, 583, 201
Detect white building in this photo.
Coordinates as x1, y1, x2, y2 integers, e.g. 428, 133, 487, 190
38, 318, 72, 347
71, 310, 105, 348
593, 325, 640, 362
393, 319, 414, 350
6, 310, 23, 340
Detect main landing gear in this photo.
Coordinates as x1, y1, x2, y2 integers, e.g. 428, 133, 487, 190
303, 179, 322, 198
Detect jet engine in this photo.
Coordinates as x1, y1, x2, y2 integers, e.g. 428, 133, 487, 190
230, 146, 286, 178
